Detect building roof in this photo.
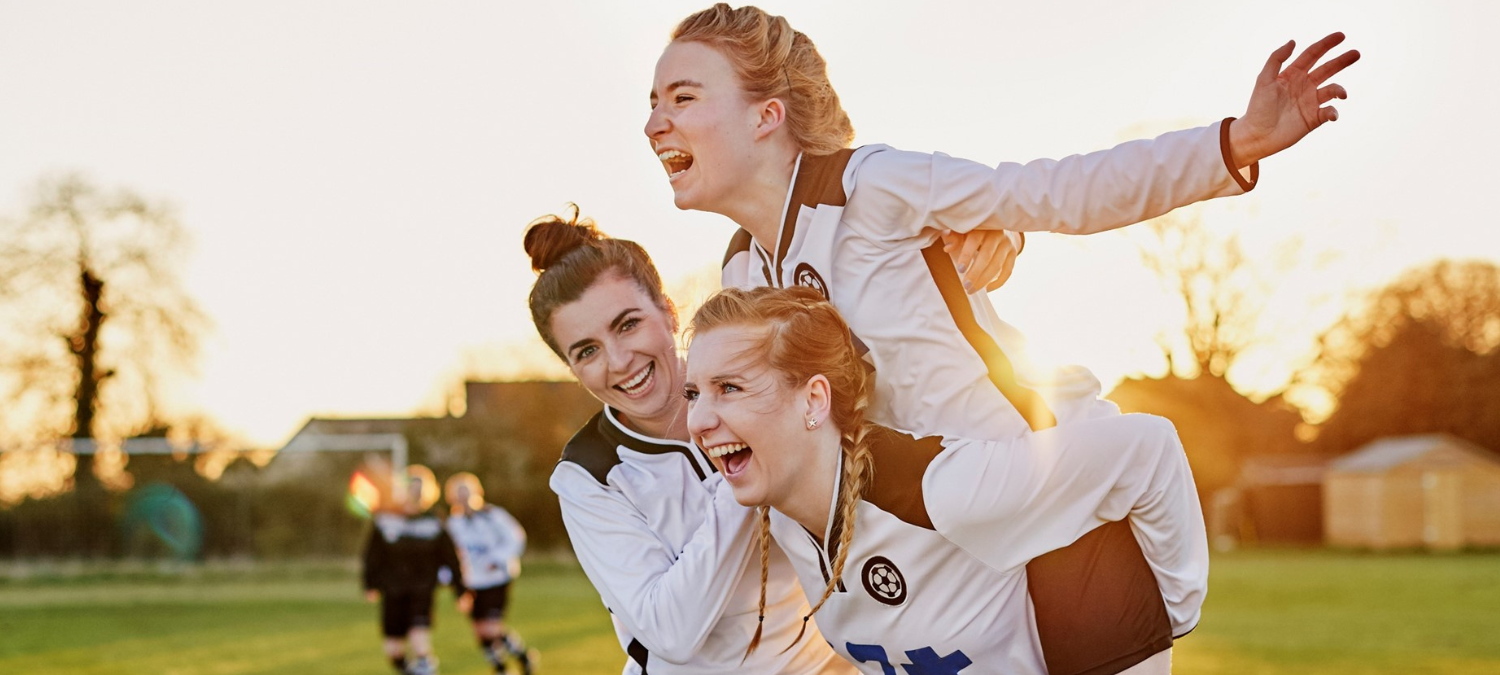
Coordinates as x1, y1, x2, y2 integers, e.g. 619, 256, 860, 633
1329, 433, 1500, 474
278, 417, 426, 455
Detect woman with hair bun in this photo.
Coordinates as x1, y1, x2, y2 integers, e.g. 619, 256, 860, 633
682, 285, 1206, 675
646, 5, 1358, 673
523, 207, 856, 675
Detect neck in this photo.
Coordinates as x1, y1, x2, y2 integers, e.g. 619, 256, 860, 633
717, 145, 799, 253
773, 428, 843, 542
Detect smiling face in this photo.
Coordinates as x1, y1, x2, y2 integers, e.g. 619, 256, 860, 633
549, 273, 684, 437
644, 40, 765, 214
684, 325, 816, 509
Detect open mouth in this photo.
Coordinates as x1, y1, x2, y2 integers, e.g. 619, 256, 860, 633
658, 149, 694, 181
614, 362, 655, 397
706, 442, 753, 478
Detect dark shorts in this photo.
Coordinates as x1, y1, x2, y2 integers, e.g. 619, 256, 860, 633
469, 583, 511, 621
380, 589, 435, 637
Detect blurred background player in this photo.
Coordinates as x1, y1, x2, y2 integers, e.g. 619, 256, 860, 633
445, 472, 536, 675
364, 464, 465, 675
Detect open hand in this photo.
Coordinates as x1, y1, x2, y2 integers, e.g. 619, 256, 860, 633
1230, 32, 1361, 167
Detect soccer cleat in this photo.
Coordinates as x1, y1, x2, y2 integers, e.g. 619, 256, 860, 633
518, 648, 538, 675
406, 655, 438, 675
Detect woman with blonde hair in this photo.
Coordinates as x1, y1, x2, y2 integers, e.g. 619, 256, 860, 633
444, 472, 536, 675
523, 208, 856, 674
683, 285, 1206, 675
646, 5, 1358, 672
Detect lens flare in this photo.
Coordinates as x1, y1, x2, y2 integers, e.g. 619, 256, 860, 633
347, 470, 381, 518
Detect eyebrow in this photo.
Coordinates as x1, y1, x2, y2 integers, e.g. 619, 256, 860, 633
649, 79, 704, 102
565, 308, 641, 357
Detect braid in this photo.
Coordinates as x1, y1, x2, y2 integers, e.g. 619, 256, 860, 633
686, 285, 877, 658
783, 396, 875, 654
743, 507, 773, 660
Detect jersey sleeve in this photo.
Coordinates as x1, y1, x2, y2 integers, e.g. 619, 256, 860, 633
923, 414, 1209, 636
491, 507, 527, 563
550, 464, 757, 663
843, 120, 1256, 242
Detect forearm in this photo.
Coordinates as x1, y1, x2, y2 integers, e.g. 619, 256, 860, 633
558, 477, 756, 661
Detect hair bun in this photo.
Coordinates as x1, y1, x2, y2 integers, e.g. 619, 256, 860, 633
523, 204, 602, 273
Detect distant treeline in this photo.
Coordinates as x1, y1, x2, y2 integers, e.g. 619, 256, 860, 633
2, 259, 1498, 560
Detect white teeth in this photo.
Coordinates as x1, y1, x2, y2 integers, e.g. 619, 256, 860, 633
618, 363, 653, 395
658, 150, 688, 161
706, 443, 748, 458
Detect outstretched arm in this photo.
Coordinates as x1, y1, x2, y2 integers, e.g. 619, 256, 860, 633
844, 34, 1359, 242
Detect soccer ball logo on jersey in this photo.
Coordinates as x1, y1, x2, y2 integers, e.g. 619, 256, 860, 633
793, 262, 830, 299
861, 555, 907, 606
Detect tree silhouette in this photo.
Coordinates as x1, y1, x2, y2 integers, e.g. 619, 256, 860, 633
1110, 215, 1310, 503
1304, 259, 1500, 455
0, 173, 206, 516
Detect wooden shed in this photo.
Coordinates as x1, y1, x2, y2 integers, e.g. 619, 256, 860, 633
1323, 434, 1500, 550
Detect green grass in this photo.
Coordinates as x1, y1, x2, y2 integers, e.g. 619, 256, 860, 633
1175, 549, 1500, 675
1, 551, 1496, 674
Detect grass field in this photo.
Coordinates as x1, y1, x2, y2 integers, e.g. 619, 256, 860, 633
1, 550, 1497, 675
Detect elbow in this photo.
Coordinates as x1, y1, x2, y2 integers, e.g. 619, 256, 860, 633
628, 596, 712, 662
635, 633, 701, 664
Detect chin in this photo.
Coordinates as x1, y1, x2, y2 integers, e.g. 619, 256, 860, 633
729, 485, 766, 508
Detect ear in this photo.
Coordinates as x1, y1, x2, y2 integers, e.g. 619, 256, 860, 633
753, 97, 788, 141
803, 373, 833, 427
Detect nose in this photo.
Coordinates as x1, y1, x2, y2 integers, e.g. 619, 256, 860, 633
686, 394, 717, 442
644, 103, 669, 144
607, 343, 633, 376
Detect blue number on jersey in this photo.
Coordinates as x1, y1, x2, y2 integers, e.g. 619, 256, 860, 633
847, 642, 973, 675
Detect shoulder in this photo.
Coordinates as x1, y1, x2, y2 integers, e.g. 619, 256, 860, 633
558, 410, 621, 486
840, 144, 947, 243
844, 143, 929, 192
861, 425, 946, 530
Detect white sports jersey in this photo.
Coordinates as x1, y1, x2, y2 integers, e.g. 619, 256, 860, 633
721, 121, 1240, 674
447, 505, 526, 590
769, 416, 1202, 675
551, 406, 857, 675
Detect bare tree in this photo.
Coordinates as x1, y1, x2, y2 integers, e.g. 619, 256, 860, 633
0, 173, 207, 498
1132, 213, 1306, 380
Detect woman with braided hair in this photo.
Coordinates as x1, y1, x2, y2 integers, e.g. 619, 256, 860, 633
683, 285, 1207, 675
523, 207, 856, 675
648, 5, 1359, 673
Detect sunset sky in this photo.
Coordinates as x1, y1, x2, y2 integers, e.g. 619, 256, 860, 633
1, 1, 1494, 447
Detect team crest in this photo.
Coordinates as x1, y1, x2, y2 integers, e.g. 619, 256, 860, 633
793, 262, 829, 299
861, 555, 907, 606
